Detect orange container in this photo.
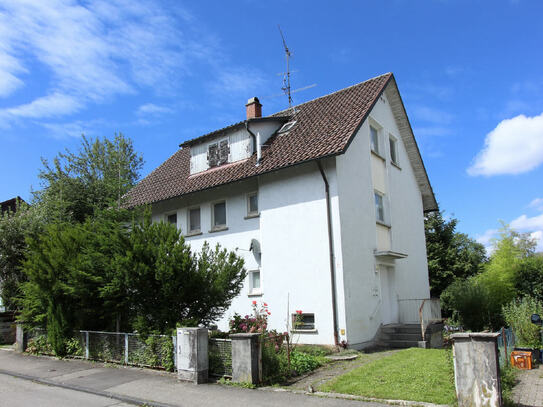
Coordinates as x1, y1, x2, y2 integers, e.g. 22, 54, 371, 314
511, 350, 533, 370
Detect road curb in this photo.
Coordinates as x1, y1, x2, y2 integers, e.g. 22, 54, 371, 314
0, 368, 179, 407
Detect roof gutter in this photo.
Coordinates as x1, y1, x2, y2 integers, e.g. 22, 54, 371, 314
317, 159, 339, 347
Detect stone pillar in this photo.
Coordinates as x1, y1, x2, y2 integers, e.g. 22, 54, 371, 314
15, 324, 27, 353
451, 333, 502, 407
177, 327, 208, 384
231, 333, 261, 385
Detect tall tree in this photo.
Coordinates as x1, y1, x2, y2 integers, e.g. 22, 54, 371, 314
425, 211, 486, 298
34, 133, 144, 223
0, 202, 43, 310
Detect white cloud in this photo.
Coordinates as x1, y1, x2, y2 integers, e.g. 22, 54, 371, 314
529, 198, 543, 211
510, 213, 543, 231
0, 0, 266, 129
476, 228, 499, 254
467, 112, 543, 176
137, 103, 173, 116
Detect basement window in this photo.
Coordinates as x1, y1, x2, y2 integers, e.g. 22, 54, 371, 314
292, 313, 316, 331
278, 121, 296, 134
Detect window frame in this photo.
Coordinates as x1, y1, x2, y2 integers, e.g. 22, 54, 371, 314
389, 134, 399, 167
370, 125, 381, 156
291, 313, 316, 332
187, 206, 201, 235
278, 120, 297, 134
374, 191, 385, 224
211, 200, 227, 231
165, 212, 177, 227
248, 269, 262, 296
207, 137, 230, 168
246, 191, 259, 218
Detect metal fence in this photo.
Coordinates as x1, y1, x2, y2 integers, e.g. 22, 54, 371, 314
208, 338, 232, 377
497, 327, 515, 367
25, 328, 175, 370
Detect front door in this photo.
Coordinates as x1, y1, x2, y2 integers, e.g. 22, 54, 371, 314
379, 265, 398, 325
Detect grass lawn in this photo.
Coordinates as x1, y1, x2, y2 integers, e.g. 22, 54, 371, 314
320, 348, 456, 405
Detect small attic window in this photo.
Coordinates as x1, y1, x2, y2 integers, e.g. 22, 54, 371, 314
278, 121, 296, 134
207, 138, 230, 167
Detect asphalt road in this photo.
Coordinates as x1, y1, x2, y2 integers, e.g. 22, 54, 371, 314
0, 374, 135, 407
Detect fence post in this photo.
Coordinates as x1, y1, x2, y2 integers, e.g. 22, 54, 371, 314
124, 333, 129, 364
451, 333, 502, 407
230, 333, 261, 385
85, 331, 89, 360
176, 327, 208, 384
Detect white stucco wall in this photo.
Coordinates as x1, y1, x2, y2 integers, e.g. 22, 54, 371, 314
335, 89, 431, 348
151, 160, 343, 345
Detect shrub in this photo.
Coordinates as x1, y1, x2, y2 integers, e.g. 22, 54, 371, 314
441, 279, 490, 331
290, 350, 322, 375
229, 301, 269, 334
26, 335, 53, 355
503, 296, 543, 348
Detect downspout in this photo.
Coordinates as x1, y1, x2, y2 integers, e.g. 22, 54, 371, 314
245, 121, 261, 166
317, 160, 339, 346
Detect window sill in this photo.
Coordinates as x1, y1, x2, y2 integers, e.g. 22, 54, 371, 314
371, 150, 386, 162
291, 329, 318, 334
391, 161, 401, 170
248, 291, 263, 297
209, 226, 229, 233
244, 213, 260, 220
376, 220, 391, 229
184, 231, 202, 238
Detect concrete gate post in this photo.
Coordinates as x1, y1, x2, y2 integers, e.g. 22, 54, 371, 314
451, 333, 502, 407
176, 327, 208, 384
15, 323, 27, 353
230, 333, 261, 385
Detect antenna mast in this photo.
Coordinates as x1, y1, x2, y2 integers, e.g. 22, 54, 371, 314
278, 25, 292, 108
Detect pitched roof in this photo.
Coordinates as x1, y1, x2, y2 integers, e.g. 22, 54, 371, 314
125, 73, 437, 211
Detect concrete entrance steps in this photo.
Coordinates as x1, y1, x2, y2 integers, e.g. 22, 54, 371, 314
378, 324, 423, 349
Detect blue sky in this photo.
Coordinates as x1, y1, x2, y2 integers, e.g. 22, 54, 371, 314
1, 0, 542, 251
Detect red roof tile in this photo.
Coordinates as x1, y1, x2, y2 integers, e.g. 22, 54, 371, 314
125, 73, 393, 207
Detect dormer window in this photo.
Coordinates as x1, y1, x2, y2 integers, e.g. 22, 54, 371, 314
278, 121, 296, 134
207, 138, 230, 167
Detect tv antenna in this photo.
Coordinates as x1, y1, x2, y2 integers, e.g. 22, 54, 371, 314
277, 26, 316, 113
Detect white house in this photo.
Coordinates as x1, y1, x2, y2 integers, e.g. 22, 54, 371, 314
125, 73, 439, 349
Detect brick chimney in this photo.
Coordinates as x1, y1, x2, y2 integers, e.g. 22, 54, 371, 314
246, 97, 262, 119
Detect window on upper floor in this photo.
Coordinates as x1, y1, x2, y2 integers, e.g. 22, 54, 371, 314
188, 207, 201, 234
370, 125, 380, 155
247, 192, 258, 217
292, 312, 316, 331
389, 136, 399, 166
207, 139, 230, 168
374, 192, 385, 223
278, 121, 296, 134
167, 213, 177, 226
212, 201, 227, 229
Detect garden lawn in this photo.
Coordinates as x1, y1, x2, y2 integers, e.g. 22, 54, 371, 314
320, 348, 456, 405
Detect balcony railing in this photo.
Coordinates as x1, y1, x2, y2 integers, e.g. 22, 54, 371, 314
398, 298, 442, 340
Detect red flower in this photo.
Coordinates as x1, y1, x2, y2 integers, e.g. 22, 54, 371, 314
263, 302, 268, 306
267, 311, 271, 315
296, 310, 302, 314
252, 300, 257, 305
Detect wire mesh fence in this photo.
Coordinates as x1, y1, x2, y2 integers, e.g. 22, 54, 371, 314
497, 327, 515, 367
208, 338, 232, 377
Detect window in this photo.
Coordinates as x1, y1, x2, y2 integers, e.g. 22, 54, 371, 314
389, 136, 398, 165
278, 121, 296, 134
292, 313, 315, 331
370, 125, 380, 155
167, 213, 177, 226
207, 139, 229, 167
249, 270, 261, 295
247, 192, 258, 216
188, 207, 201, 233
212, 201, 227, 229
374, 192, 385, 223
